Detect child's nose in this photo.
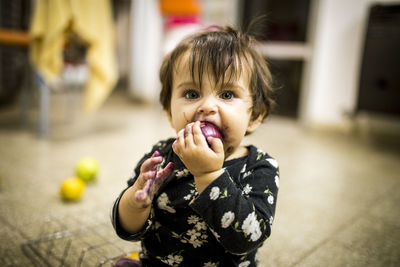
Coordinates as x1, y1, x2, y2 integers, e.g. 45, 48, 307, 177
197, 96, 218, 115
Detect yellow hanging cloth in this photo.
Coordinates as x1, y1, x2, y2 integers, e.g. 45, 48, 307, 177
30, 0, 118, 112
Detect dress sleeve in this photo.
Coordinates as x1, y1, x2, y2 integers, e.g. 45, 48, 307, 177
189, 151, 279, 255
111, 188, 155, 241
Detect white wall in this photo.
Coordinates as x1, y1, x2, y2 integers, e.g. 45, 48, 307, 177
304, 0, 399, 129
129, 0, 162, 102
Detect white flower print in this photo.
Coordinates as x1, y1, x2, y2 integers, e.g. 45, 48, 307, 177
209, 228, 220, 240
204, 262, 219, 267
156, 141, 167, 151
157, 193, 176, 213
256, 148, 265, 160
158, 192, 168, 205
243, 170, 252, 178
221, 211, 235, 228
242, 212, 262, 241
239, 261, 251, 267
187, 229, 201, 240
184, 189, 197, 201
268, 195, 274, 205
266, 158, 278, 168
240, 163, 247, 174
189, 238, 203, 248
209, 186, 220, 200
275, 175, 280, 188
243, 184, 252, 195
269, 215, 274, 226
187, 215, 200, 225
226, 170, 234, 183
180, 216, 209, 248
195, 221, 207, 231
160, 254, 183, 266
175, 168, 190, 178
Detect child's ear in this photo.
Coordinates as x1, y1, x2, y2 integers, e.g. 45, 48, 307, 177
247, 108, 266, 133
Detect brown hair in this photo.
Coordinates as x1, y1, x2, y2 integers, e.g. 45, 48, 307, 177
159, 24, 275, 122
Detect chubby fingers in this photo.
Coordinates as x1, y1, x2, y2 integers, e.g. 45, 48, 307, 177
208, 136, 224, 154
153, 162, 174, 192
192, 121, 208, 146
156, 162, 174, 180
134, 168, 156, 193
135, 161, 174, 203
173, 122, 206, 150
182, 122, 195, 148
135, 163, 161, 203
140, 152, 163, 173
135, 151, 162, 192
135, 178, 152, 202
173, 127, 185, 155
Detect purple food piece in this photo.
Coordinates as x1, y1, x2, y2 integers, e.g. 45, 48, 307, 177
200, 121, 222, 145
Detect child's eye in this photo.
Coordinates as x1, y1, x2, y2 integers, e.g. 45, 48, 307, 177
184, 90, 199, 99
220, 91, 234, 100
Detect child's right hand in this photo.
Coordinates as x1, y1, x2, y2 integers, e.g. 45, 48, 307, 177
132, 151, 174, 208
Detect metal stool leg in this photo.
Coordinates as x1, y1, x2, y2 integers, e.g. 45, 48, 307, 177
36, 74, 49, 138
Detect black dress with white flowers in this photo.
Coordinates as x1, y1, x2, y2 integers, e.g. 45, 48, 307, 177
112, 138, 279, 267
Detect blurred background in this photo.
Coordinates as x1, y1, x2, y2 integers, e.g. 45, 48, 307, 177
0, 0, 399, 266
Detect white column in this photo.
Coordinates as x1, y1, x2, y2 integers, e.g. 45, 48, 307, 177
129, 0, 163, 103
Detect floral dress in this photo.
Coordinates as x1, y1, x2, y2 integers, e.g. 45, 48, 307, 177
112, 138, 279, 267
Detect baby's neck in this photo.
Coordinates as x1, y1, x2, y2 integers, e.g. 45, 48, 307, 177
225, 145, 249, 161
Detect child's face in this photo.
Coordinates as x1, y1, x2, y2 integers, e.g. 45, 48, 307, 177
167, 52, 262, 159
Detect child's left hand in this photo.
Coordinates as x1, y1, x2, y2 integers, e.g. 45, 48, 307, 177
172, 121, 224, 190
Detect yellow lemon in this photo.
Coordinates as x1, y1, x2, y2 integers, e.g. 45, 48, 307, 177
75, 157, 99, 182
60, 177, 85, 201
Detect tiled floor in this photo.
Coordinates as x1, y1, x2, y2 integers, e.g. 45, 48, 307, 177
0, 92, 399, 266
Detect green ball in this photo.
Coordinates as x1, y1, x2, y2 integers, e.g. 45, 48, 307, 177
75, 157, 99, 182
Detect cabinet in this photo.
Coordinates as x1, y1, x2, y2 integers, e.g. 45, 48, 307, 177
240, 0, 312, 118
357, 4, 400, 116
